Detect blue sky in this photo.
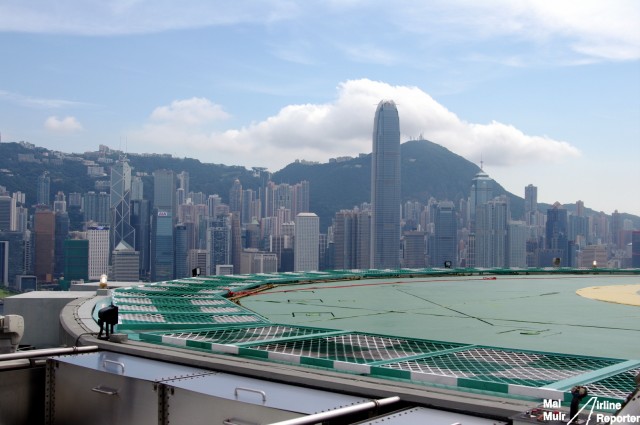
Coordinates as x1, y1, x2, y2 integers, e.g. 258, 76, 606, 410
1, 1, 639, 216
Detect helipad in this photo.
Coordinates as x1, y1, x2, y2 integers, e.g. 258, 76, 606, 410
240, 273, 640, 359
104, 268, 640, 406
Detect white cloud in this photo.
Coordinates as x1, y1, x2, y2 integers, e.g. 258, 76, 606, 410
129, 79, 580, 171
44, 116, 83, 132
2, 1, 636, 63
0, 89, 88, 109
0, 1, 298, 35
150, 98, 230, 125
397, 0, 640, 61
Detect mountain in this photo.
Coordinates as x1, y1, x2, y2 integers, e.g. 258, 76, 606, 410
0, 142, 258, 210
1, 140, 637, 232
273, 139, 519, 229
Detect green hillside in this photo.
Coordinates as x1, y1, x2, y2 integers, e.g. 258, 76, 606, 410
273, 139, 522, 229
2, 140, 635, 232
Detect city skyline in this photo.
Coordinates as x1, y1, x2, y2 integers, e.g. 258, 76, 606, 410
1, 146, 638, 290
0, 1, 638, 216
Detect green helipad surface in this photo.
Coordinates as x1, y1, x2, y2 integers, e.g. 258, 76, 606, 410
240, 274, 640, 358
110, 269, 640, 404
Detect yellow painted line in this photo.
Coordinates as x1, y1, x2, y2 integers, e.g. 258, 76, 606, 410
576, 284, 640, 307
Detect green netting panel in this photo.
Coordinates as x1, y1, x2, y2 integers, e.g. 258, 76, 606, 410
112, 296, 154, 305
586, 367, 640, 400
246, 334, 467, 364
118, 312, 267, 330
116, 304, 245, 314
378, 348, 621, 387
154, 280, 259, 288
144, 286, 234, 294
140, 324, 336, 345
113, 297, 229, 307
112, 288, 227, 297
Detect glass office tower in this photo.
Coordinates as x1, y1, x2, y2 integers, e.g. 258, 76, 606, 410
370, 100, 401, 269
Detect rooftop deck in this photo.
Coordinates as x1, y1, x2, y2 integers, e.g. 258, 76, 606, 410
105, 268, 640, 407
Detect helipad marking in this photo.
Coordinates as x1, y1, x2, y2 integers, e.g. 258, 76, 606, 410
576, 285, 640, 307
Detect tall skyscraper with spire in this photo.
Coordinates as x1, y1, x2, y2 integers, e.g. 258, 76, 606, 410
110, 157, 135, 253
370, 100, 401, 269
469, 169, 494, 228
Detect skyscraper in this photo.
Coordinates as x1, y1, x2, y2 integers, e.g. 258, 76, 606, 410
545, 203, 569, 266
241, 189, 256, 224
130, 199, 150, 279
174, 224, 189, 278
333, 209, 371, 270
110, 158, 135, 252
524, 184, 537, 215
34, 209, 55, 283
229, 179, 242, 215
475, 197, 509, 268
53, 191, 66, 213
151, 209, 174, 281
177, 171, 190, 196
469, 170, 494, 228
152, 170, 177, 281
111, 241, 140, 282
0, 231, 26, 287
432, 201, 457, 267
294, 180, 310, 216
83, 191, 110, 225
87, 226, 110, 281
0, 195, 15, 231
370, 100, 401, 269
153, 169, 177, 212
295, 213, 319, 272
403, 231, 427, 268
54, 210, 69, 278
37, 172, 51, 207
131, 176, 144, 201
63, 238, 89, 282
206, 215, 231, 276
507, 221, 528, 268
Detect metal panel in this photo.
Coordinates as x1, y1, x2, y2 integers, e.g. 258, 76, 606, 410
164, 372, 369, 414
165, 388, 303, 425
0, 366, 45, 425
50, 351, 213, 382
47, 352, 217, 425
49, 359, 160, 425
355, 407, 507, 425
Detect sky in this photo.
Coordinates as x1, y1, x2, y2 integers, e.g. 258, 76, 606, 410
0, 1, 639, 216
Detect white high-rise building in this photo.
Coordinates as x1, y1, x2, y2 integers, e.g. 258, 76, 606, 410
87, 226, 110, 281
294, 213, 319, 272
475, 197, 509, 268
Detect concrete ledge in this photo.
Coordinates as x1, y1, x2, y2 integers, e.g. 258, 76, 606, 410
4, 291, 95, 348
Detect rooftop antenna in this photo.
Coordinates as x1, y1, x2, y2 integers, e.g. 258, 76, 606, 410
480, 153, 484, 171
